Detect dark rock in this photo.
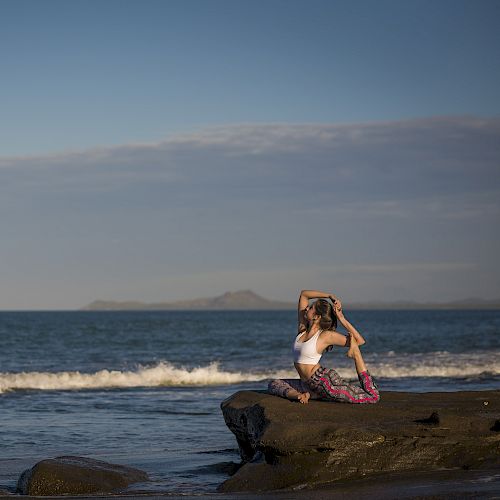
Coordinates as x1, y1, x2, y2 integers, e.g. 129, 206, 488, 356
414, 411, 440, 425
219, 389, 500, 492
16, 456, 148, 496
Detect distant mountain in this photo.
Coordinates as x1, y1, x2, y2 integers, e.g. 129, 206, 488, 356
81, 291, 500, 311
81, 290, 294, 311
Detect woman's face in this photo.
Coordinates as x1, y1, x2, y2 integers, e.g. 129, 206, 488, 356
305, 302, 317, 323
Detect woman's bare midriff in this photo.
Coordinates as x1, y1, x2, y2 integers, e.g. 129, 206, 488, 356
294, 362, 320, 382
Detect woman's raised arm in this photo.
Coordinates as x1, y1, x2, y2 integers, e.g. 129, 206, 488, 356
300, 289, 339, 301
333, 300, 366, 346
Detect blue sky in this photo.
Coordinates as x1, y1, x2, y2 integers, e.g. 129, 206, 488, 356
1, 0, 499, 309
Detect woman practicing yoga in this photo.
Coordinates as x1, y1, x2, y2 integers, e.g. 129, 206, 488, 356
268, 289, 380, 404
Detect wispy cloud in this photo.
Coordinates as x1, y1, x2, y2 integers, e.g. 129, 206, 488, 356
1, 116, 499, 205
295, 190, 500, 220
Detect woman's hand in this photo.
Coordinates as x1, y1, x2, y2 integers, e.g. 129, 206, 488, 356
331, 297, 343, 316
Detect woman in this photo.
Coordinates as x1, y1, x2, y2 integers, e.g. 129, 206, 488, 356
268, 289, 379, 404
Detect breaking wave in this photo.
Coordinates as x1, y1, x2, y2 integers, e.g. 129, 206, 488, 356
366, 350, 500, 379
1, 352, 498, 393
0, 361, 292, 394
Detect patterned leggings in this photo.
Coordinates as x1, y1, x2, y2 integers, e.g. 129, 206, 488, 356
268, 366, 380, 404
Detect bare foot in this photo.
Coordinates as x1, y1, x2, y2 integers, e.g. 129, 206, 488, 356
297, 392, 310, 404
346, 333, 360, 359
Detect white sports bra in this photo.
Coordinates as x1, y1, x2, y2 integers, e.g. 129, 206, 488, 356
292, 329, 324, 365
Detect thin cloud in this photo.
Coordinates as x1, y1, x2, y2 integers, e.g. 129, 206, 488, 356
1, 116, 499, 202
295, 190, 500, 220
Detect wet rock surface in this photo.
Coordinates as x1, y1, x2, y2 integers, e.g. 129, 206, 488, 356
219, 389, 500, 492
16, 456, 149, 496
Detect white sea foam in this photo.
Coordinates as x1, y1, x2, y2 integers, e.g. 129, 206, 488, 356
0, 353, 498, 393
368, 351, 500, 379
0, 361, 268, 394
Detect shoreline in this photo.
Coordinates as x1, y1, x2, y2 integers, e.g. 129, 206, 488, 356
2, 467, 499, 499
3, 388, 500, 497
2, 388, 499, 497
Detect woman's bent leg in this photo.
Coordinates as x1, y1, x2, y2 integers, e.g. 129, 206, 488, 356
267, 378, 309, 400
307, 367, 379, 404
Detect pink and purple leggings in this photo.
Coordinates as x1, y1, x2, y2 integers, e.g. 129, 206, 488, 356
268, 366, 380, 404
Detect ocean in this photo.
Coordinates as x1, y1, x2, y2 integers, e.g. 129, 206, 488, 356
1, 309, 499, 495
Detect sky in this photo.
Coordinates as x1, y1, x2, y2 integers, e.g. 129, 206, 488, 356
1, 0, 499, 309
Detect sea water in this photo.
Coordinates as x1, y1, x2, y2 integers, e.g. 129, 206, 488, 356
1, 309, 499, 494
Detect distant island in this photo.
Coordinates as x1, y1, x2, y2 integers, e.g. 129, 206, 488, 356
82, 290, 290, 311
81, 290, 500, 311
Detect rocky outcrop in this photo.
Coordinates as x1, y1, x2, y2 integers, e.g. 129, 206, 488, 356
16, 456, 149, 496
219, 390, 500, 492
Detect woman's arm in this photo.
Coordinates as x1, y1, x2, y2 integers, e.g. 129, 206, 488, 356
297, 293, 308, 334
334, 300, 366, 346
300, 289, 338, 301
299, 290, 339, 310
338, 314, 366, 346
